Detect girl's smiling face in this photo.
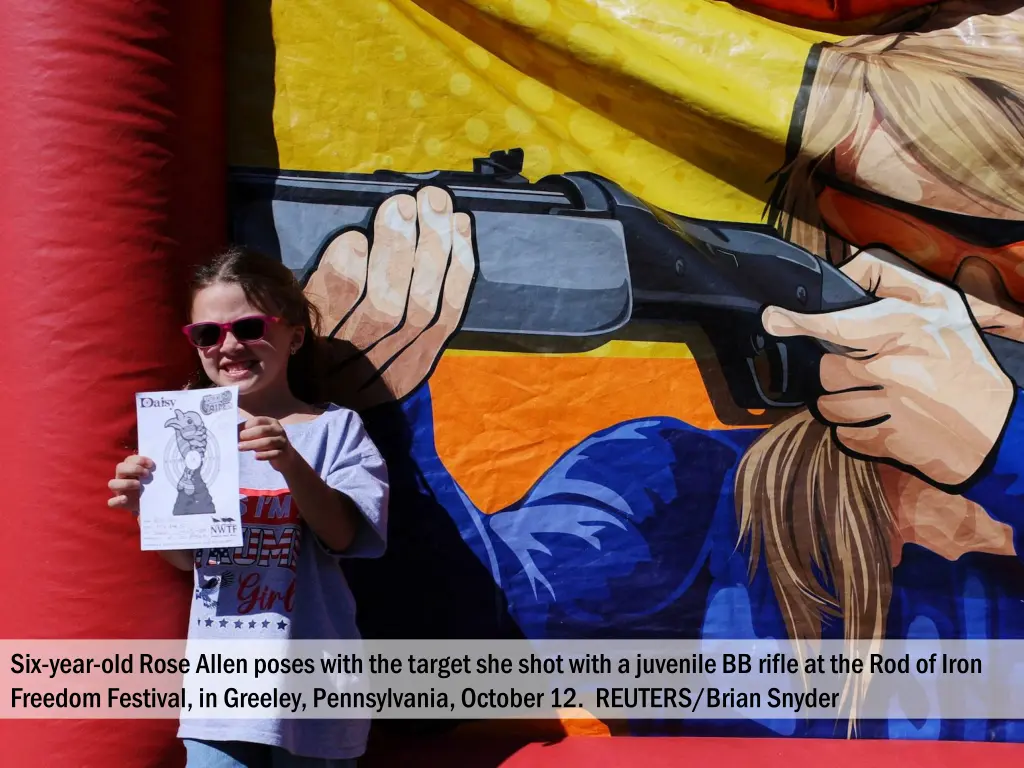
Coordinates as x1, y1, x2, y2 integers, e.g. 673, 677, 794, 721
190, 281, 304, 401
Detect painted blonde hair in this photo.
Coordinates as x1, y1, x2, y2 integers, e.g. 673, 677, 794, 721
735, 410, 895, 722
748, 2, 1024, 646
742, 0, 1024, 728
766, 0, 1024, 263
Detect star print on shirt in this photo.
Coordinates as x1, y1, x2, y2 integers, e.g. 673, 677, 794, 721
249, 620, 256, 628
277, 620, 287, 630
262, 619, 270, 628
204, 618, 213, 627
219, 619, 228, 628
234, 620, 243, 628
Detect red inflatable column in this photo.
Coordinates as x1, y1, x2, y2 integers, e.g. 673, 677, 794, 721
0, 2, 224, 766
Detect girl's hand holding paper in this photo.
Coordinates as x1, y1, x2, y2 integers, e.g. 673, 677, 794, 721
107, 454, 155, 515
239, 416, 297, 471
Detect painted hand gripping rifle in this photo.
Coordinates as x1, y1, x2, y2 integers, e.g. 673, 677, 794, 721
229, 149, 1024, 410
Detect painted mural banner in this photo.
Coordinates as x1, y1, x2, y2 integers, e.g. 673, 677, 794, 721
226, 0, 1024, 742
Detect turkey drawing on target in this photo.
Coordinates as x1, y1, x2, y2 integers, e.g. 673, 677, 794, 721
163, 409, 221, 516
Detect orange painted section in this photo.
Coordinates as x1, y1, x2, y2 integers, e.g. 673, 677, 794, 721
558, 714, 614, 737
429, 352, 754, 514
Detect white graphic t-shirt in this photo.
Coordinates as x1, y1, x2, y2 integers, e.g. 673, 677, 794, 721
177, 404, 388, 759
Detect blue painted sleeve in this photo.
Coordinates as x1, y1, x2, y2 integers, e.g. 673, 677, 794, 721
356, 385, 768, 645
962, 389, 1024, 551
483, 418, 755, 639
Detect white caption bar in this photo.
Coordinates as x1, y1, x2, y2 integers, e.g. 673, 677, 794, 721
3, 639, 1024, 720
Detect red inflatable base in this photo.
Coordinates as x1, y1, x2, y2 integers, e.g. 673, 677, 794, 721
363, 736, 1024, 767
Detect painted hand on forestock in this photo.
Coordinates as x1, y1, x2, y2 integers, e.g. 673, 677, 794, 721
762, 248, 1022, 489
303, 186, 477, 411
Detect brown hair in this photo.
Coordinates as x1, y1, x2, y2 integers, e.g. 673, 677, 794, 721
735, 409, 896, 721
186, 245, 325, 404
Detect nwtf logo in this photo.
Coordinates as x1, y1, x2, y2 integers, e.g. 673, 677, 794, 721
210, 517, 238, 536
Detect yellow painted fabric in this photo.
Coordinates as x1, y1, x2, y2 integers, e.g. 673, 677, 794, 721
225, 0, 834, 513
229, 0, 831, 223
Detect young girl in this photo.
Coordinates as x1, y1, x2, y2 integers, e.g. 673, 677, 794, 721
107, 246, 388, 768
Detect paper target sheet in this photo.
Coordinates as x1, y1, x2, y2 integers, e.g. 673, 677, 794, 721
135, 387, 242, 551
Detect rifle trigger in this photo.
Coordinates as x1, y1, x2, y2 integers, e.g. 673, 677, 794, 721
775, 341, 790, 395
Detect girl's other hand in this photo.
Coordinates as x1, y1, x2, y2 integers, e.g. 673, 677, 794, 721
108, 455, 155, 516
239, 417, 296, 472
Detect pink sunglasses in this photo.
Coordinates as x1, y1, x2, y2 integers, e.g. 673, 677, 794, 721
182, 315, 281, 349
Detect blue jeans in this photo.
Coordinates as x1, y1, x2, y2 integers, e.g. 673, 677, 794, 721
183, 739, 358, 768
